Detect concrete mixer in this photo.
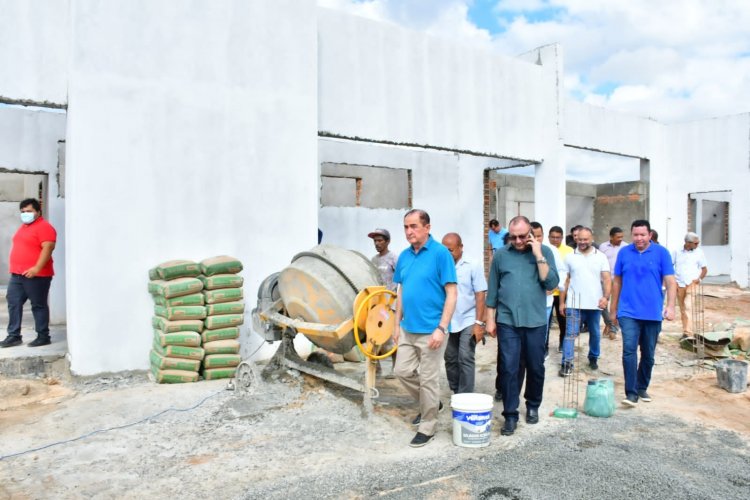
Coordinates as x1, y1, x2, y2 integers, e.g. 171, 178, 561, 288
250, 244, 398, 409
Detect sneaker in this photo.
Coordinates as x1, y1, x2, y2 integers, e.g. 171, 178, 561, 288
409, 432, 434, 447
494, 390, 503, 402
558, 363, 573, 377
622, 394, 638, 407
637, 390, 652, 402
28, 336, 51, 347
544, 349, 550, 361
557, 346, 563, 353
589, 359, 598, 371
0, 336, 22, 348
411, 401, 444, 426
679, 334, 691, 342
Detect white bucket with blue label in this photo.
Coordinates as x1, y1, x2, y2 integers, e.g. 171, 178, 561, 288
451, 393, 494, 448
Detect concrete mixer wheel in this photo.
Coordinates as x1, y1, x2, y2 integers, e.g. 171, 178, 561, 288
235, 361, 259, 395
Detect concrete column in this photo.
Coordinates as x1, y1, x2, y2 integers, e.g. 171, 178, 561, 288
534, 141, 566, 232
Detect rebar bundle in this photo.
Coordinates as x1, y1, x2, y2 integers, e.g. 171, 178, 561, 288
554, 292, 581, 418
691, 282, 705, 370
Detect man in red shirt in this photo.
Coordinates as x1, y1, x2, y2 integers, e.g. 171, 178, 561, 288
1, 199, 57, 348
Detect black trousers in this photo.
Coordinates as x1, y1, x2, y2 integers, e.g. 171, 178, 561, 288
6, 274, 52, 339
549, 295, 567, 348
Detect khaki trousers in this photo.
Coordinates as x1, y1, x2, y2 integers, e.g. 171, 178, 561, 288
394, 328, 447, 436
676, 284, 695, 335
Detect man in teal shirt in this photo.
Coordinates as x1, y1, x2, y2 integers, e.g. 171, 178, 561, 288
486, 216, 558, 436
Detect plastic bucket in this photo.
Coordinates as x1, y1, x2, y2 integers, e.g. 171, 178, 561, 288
450, 393, 494, 448
715, 359, 748, 393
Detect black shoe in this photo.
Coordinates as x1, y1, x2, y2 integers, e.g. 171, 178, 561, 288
409, 432, 434, 448
544, 349, 549, 361
589, 359, 598, 370
558, 363, 573, 377
0, 336, 22, 348
28, 336, 51, 347
557, 346, 563, 353
622, 394, 639, 407
411, 401, 444, 426
494, 390, 503, 402
637, 390, 652, 402
526, 408, 539, 424
500, 419, 517, 436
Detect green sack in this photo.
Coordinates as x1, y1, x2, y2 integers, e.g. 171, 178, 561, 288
154, 305, 206, 321
584, 378, 616, 418
151, 365, 199, 384
153, 293, 205, 307
203, 353, 241, 369
202, 367, 236, 380
203, 288, 243, 305
153, 330, 202, 347
199, 274, 244, 290
152, 340, 205, 360
152, 317, 204, 333
148, 267, 160, 281
200, 255, 243, 276
206, 301, 245, 316
204, 314, 244, 330
203, 339, 241, 355
150, 277, 203, 299
150, 350, 201, 371
156, 260, 202, 280
201, 327, 240, 343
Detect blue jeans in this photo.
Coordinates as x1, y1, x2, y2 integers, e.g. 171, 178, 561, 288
444, 325, 477, 393
618, 316, 662, 397
562, 309, 601, 366
6, 274, 53, 339
498, 323, 546, 420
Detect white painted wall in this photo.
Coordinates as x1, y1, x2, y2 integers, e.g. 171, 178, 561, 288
64, 0, 318, 374
0, 0, 69, 105
0, 105, 67, 322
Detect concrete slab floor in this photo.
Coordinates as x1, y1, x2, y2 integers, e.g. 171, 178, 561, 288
0, 287, 68, 363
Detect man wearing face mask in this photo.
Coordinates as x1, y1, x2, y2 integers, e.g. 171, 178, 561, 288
1, 199, 57, 348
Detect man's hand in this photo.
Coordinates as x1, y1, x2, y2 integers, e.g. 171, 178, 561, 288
597, 297, 609, 310
528, 237, 543, 258
559, 303, 566, 317
663, 305, 676, 321
610, 309, 619, 328
392, 328, 400, 345
472, 324, 484, 343
22, 267, 40, 278
428, 328, 447, 350
485, 321, 497, 338
691, 279, 701, 286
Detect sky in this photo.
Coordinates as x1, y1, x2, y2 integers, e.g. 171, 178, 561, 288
318, 1, 750, 182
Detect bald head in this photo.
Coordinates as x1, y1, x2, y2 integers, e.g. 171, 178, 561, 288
441, 232, 463, 263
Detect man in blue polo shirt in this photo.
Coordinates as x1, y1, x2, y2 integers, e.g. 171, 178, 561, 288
393, 209, 457, 448
610, 219, 676, 407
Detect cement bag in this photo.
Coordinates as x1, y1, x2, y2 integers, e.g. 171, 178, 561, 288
150, 277, 203, 299
153, 340, 205, 360
203, 288, 243, 305
204, 314, 244, 330
153, 330, 202, 347
154, 305, 207, 321
152, 317, 204, 333
156, 260, 202, 280
148, 267, 160, 281
206, 301, 245, 316
201, 255, 243, 277
148, 280, 166, 295
202, 367, 236, 380
153, 293, 205, 307
150, 350, 201, 371
199, 274, 244, 290
203, 353, 241, 369
201, 327, 240, 343
151, 365, 199, 384
203, 339, 241, 355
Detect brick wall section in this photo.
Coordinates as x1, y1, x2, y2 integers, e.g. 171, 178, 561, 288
483, 169, 491, 276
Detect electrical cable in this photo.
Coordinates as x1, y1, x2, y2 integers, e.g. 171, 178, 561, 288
0, 388, 225, 462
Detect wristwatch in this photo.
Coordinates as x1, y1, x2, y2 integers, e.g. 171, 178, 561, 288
437, 325, 447, 334
536, 258, 547, 264
475, 320, 486, 327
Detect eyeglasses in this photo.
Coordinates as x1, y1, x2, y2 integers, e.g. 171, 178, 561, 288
508, 235, 529, 241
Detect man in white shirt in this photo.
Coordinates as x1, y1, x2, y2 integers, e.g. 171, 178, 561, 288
559, 227, 611, 375
442, 233, 487, 394
672, 232, 708, 340
598, 227, 625, 339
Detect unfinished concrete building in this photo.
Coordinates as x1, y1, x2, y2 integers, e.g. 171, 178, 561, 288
1, 1, 748, 375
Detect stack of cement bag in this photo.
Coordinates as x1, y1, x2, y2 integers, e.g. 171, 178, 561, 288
148, 260, 206, 383
199, 256, 244, 380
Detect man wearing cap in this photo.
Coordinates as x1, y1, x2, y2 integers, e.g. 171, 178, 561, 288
394, 209, 457, 448
1, 198, 57, 348
368, 228, 398, 292
672, 232, 708, 341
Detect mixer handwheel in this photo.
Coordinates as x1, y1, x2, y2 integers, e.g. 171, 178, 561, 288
235, 361, 259, 394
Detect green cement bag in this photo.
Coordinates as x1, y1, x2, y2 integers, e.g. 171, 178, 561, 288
200, 256, 243, 276
203, 353, 241, 369
152, 317, 204, 333
199, 274, 244, 290
202, 367, 237, 380
152, 340, 205, 360
154, 305, 207, 321
157, 277, 204, 299
153, 330, 202, 347
203, 339, 241, 355
204, 314, 244, 330
203, 288, 243, 305
156, 260, 202, 280
151, 365, 199, 384
206, 301, 245, 316
201, 327, 240, 343
150, 350, 201, 371
153, 293, 205, 307
148, 267, 160, 281
148, 280, 166, 295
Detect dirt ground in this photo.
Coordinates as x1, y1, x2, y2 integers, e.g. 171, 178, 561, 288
0, 284, 749, 499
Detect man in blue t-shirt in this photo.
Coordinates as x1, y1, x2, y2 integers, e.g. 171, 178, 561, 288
488, 219, 508, 253
610, 219, 676, 407
393, 209, 457, 448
